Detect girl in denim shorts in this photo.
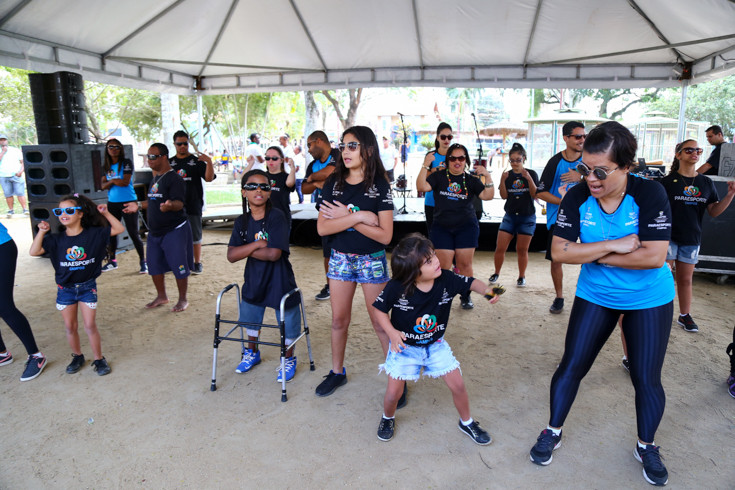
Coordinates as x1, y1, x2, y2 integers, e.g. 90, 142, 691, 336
315, 126, 394, 398
371, 233, 501, 443
29, 194, 125, 376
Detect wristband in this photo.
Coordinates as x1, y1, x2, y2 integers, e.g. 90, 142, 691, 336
423, 165, 431, 170
484, 183, 494, 188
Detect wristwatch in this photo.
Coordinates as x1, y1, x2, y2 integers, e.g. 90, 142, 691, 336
423, 165, 431, 170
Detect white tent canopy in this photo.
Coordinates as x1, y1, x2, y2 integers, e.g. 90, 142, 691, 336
1, 0, 735, 95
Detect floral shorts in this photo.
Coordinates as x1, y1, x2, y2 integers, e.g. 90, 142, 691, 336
327, 250, 389, 284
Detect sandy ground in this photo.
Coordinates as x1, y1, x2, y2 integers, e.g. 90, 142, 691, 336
1, 215, 734, 489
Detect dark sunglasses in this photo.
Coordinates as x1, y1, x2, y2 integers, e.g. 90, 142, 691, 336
439, 134, 453, 141
264, 156, 281, 161
146, 154, 163, 160
107, 145, 121, 150
243, 183, 272, 191
577, 163, 618, 180
52, 206, 82, 216
447, 155, 466, 163
680, 147, 703, 155
175, 141, 188, 146
567, 133, 587, 140
338, 142, 360, 152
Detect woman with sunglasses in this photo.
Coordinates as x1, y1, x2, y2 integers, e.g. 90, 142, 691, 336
489, 143, 539, 287
264, 146, 296, 229
315, 126, 394, 399
227, 169, 301, 382
100, 139, 146, 273
528, 122, 675, 487
416, 143, 494, 309
30, 194, 126, 376
421, 122, 453, 234
660, 140, 735, 332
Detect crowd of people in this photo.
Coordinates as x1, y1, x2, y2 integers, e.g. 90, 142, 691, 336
1, 120, 734, 487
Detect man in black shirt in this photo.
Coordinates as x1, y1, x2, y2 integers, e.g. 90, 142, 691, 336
170, 131, 215, 274
697, 125, 726, 176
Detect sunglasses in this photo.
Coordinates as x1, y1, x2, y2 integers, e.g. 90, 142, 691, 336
338, 142, 360, 152
680, 147, 703, 155
107, 145, 121, 150
243, 183, 272, 191
146, 154, 163, 160
264, 156, 281, 161
508, 158, 524, 164
52, 206, 82, 216
447, 155, 466, 163
577, 163, 618, 180
439, 134, 453, 141
175, 141, 188, 146
567, 134, 587, 140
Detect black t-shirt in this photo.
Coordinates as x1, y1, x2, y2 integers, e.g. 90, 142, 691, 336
228, 208, 299, 309
426, 170, 485, 228
305, 148, 341, 210
267, 171, 294, 222
661, 172, 719, 245
43, 226, 111, 286
703, 144, 721, 176
502, 169, 539, 215
320, 175, 394, 255
170, 155, 212, 215
147, 170, 188, 237
373, 270, 473, 346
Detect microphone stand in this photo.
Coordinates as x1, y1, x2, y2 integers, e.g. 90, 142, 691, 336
397, 112, 409, 215
471, 113, 488, 219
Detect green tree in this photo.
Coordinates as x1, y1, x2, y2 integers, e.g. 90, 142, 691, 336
0, 67, 36, 145
84, 81, 161, 142
318, 89, 363, 130
535, 88, 661, 119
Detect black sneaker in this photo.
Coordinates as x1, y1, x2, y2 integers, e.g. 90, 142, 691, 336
634, 444, 669, 486
315, 368, 346, 396
488, 273, 499, 284
315, 284, 330, 301
622, 357, 631, 373
92, 357, 111, 376
66, 353, 86, 374
377, 416, 395, 441
530, 428, 562, 465
549, 297, 564, 314
517, 277, 527, 287
139, 261, 148, 274
460, 293, 474, 310
101, 261, 118, 272
677, 314, 698, 332
20, 354, 47, 381
192, 262, 203, 275
458, 420, 491, 445
396, 382, 408, 409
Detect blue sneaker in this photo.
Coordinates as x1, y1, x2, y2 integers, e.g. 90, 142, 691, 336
530, 428, 562, 465
235, 348, 261, 373
276, 356, 297, 383
634, 443, 669, 486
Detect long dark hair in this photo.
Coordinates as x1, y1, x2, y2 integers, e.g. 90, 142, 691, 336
59, 194, 106, 229
103, 138, 125, 174
240, 169, 272, 218
434, 122, 452, 151
390, 233, 436, 296
508, 142, 527, 161
445, 143, 471, 173
330, 125, 386, 191
265, 146, 286, 173
669, 139, 697, 175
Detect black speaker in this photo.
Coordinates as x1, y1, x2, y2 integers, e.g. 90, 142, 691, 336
698, 180, 735, 273
29, 71, 89, 144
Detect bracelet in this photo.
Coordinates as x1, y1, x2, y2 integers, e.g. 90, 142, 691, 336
484, 183, 494, 188
423, 165, 431, 170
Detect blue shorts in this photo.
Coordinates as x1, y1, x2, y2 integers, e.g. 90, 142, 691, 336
327, 249, 389, 284
499, 213, 536, 236
238, 299, 302, 341
0, 176, 26, 197
146, 222, 194, 278
430, 220, 479, 250
667, 241, 700, 264
56, 278, 98, 309
379, 338, 460, 381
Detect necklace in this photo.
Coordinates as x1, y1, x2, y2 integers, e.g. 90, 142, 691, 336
677, 171, 696, 187
446, 169, 468, 196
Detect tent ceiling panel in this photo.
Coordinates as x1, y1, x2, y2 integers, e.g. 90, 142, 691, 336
0, 0, 734, 94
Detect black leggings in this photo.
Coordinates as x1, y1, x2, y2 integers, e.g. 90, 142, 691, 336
0, 240, 39, 355
107, 201, 145, 261
549, 296, 673, 442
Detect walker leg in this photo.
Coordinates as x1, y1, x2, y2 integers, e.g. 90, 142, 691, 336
210, 347, 219, 391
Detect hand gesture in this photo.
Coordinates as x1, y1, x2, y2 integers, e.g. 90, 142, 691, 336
37, 221, 50, 232
123, 201, 139, 214
727, 180, 735, 196
319, 201, 350, 220
96, 204, 108, 214
607, 234, 641, 254
160, 200, 174, 212
288, 159, 296, 173
558, 184, 569, 198
387, 328, 407, 353
357, 210, 379, 227
561, 168, 581, 184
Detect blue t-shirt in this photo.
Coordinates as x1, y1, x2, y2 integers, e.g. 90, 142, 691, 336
554, 175, 674, 309
423, 151, 446, 207
106, 159, 137, 203
538, 152, 582, 228
0, 222, 11, 245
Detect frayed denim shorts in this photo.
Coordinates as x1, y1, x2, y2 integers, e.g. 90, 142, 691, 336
56, 278, 98, 309
327, 249, 389, 284
379, 338, 460, 381
667, 241, 700, 265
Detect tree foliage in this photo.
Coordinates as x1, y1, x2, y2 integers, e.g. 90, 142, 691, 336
0, 67, 36, 145
535, 88, 662, 119
318, 89, 362, 130
84, 81, 161, 142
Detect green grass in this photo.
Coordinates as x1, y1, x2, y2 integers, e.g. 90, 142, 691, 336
204, 188, 242, 206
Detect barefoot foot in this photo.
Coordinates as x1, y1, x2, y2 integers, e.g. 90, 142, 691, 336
145, 297, 169, 309
171, 300, 189, 313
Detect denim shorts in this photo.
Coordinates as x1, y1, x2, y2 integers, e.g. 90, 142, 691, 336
0, 176, 26, 197
379, 338, 460, 381
327, 249, 389, 284
499, 213, 536, 236
667, 241, 700, 264
56, 278, 98, 309
238, 299, 302, 341
430, 220, 480, 250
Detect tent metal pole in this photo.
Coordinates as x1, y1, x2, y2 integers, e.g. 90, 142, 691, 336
197, 94, 204, 149
676, 81, 688, 142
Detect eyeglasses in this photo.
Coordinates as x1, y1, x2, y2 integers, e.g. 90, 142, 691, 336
680, 147, 703, 155
338, 142, 360, 152
107, 145, 121, 150
264, 156, 281, 161
146, 154, 163, 160
508, 158, 524, 164
447, 155, 466, 163
52, 206, 82, 216
577, 163, 618, 180
175, 141, 188, 146
243, 183, 272, 191
439, 134, 453, 141
567, 133, 587, 140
